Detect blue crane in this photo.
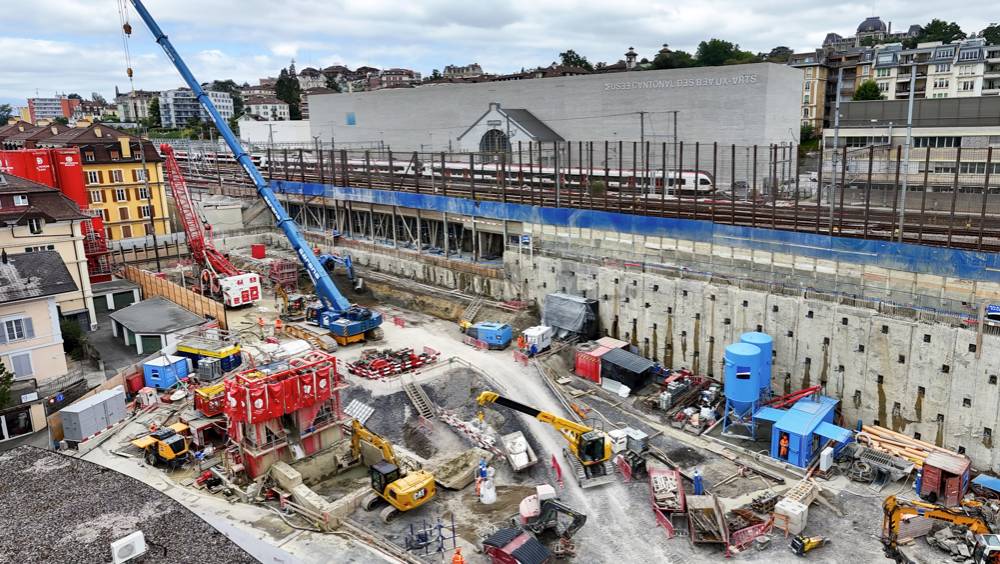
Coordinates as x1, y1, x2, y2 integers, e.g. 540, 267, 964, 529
128, 0, 382, 345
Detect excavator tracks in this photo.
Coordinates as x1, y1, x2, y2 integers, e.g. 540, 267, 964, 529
562, 449, 617, 489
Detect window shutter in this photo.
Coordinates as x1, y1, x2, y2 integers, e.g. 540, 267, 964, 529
0, 325, 6, 344
150, 204, 156, 218
97, 170, 104, 183
23, 317, 34, 339
131, 169, 137, 182
12, 353, 32, 377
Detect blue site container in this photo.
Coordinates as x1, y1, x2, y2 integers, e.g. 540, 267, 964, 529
470, 322, 513, 350
143, 355, 192, 390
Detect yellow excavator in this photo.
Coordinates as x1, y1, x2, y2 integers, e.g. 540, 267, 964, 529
350, 419, 436, 522
882, 495, 1000, 563
275, 285, 307, 321
476, 391, 615, 488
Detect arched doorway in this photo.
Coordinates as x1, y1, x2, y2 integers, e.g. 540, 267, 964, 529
479, 129, 511, 155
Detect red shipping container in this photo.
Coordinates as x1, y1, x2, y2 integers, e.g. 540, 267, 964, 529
250, 244, 266, 259
126, 372, 145, 394
266, 382, 284, 418
283, 377, 301, 412
574, 345, 611, 383
51, 148, 87, 208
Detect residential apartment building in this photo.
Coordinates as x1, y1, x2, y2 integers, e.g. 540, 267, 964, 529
297, 67, 327, 90
26, 97, 80, 123
0, 250, 79, 386
0, 174, 96, 329
788, 52, 830, 130
822, 16, 921, 50
870, 39, 999, 101
245, 97, 290, 121
443, 64, 484, 79
35, 123, 168, 241
72, 101, 117, 123
369, 68, 421, 90
158, 88, 233, 128
114, 89, 160, 123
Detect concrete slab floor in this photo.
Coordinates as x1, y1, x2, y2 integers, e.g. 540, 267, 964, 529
78, 302, 912, 564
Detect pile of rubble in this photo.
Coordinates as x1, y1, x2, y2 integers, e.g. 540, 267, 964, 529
927, 526, 978, 560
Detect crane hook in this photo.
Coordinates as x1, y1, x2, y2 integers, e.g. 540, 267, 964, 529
123, 22, 132, 35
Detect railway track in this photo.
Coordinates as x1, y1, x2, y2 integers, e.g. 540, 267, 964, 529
176, 159, 1000, 252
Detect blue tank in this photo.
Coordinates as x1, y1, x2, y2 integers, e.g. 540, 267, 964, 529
741, 332, 773, 393
724, 342, 762, 416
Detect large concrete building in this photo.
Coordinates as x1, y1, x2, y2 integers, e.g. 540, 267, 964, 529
309, 63, 802, 152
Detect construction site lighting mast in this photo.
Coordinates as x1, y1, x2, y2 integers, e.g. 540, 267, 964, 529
128, 0, 382, 341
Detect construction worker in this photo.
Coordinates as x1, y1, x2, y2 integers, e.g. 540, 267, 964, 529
257, 316, 265, 339
274, 318, 284, 334
779, 433, 790, 459
517, 334, 526, 351
451, 547, 465, 564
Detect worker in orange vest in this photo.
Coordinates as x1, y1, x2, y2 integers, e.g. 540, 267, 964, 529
274, 318, 284, 334
779, 433, 790, 459
451, 547, 465, 564
517, 334, 526, 350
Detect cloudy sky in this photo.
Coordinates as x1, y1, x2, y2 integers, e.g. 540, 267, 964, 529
2, 0, 995, 106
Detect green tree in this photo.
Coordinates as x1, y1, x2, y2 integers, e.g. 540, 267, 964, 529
67, 93, 82, 100
982, 23, 1000, 45
275, 63, 303, 120
430, 69, 442, 80
914, 19, 966, 44
147, 97, 160, 128
324, 74, 342, 92
0, 104, 12, 122
53, 116, 69, 125
800, 123, 816, 142
0, 362, 13, 409
651, 48, 698, 69
559, 49, 594, 71
91, 92, 107, 104
853, 79, 884, 101
695, 38, 758, 66
765, 46, 793, 63
60, 319, 87, 360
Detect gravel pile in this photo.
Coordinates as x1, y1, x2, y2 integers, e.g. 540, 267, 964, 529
0, 446, 256, 564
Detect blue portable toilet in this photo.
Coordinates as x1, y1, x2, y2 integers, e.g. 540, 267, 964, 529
143, 355, 192, 389
741, 332, 774, 398
722, 342, 764, 438
470, 322, 513, 350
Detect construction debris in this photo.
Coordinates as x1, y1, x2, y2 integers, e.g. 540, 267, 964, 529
347, 346, 440, 380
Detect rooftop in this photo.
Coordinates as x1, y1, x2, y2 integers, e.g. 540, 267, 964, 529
109, 296, 207, 334
0, 250, 78, 304
0, 173, 90, 225
0, 446, 255, 564
91, 278, 140, 295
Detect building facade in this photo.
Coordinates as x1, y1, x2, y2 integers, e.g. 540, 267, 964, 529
443, 64, 484, 79
870, 39, 1000, 100
35, 124, 169, 241
114, 89, 159, 123
297, 67, 327, 90
27, 97, 80, 123
310, 63, 802, 152
0, 250, 79, 386
158, 88, 234, 128
0, 174, 97, 329
789, 52, 830, 130
245, 97, 290, 121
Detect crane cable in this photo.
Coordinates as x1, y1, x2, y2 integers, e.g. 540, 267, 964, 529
116, 0, 135, 91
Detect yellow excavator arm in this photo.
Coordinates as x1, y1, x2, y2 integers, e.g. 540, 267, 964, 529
351, 419, 399, 467
883, 495, 992, 559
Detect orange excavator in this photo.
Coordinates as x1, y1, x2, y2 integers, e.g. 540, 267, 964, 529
882, 495, 1000, 563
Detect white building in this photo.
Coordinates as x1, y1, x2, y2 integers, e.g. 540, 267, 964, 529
158, 88, 234, 128
297, 67, 327, 90
115, 90, 159, 123
238, 116, 312, 146
871, 38, 1000, 100
245, 97, 290, 121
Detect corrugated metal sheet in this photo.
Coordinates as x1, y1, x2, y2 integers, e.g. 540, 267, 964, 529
278, 180, 1000, 283
924, 452, 971, 475
601, 347, 654, 374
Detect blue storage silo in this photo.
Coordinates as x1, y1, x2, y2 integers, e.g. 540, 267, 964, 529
723, 342, 764, 439
741, 332, 774, 397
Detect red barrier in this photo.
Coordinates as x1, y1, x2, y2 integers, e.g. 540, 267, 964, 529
551, 454, 564, 490
393, 316, 405, 328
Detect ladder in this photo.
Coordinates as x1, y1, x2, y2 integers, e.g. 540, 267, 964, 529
402, 381, 435, 419
460, 297, 485, 327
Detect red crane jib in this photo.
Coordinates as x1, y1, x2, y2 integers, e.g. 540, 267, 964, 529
161, 144, 242, 278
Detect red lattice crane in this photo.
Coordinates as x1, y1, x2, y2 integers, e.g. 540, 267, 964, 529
161, 143, 260, 307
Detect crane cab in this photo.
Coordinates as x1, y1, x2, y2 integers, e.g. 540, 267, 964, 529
369, 461, 436, 512
578, 430, 610, 465
974, 535, 1000, 563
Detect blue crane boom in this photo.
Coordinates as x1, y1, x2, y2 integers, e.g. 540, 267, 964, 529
129, 0, 381, 342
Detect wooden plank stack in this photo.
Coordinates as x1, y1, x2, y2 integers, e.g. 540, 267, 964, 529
858, 425, 959, 468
